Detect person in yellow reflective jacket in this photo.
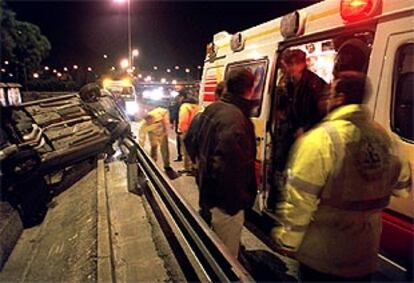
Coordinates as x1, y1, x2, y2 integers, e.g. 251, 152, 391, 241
177, 96, 202, 174
138, 107, 172, 171
272, 72, 412, 282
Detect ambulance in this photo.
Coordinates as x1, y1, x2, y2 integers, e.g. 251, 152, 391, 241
199, 0, 413, 273
103, 78, 139, 119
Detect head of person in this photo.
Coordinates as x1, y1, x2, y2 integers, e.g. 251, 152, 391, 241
282, 49, 307, 82
144, 113, 155, 124
318, 71, 369, 115
333, 39, 370, 79
215, 81, 226, 100
226, 68, 255, 100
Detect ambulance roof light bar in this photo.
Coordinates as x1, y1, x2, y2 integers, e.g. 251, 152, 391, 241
340, 0, 382, 22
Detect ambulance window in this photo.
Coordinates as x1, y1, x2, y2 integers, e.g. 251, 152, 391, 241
392, 43, 414, 142
226, 59, 268, 117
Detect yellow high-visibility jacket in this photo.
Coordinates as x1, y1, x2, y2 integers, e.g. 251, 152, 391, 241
178, 102, 202, 134
272, 104, 411, 277
138, 107, 169, 146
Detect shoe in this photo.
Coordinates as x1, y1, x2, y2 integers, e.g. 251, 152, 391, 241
174, 157, 183, 162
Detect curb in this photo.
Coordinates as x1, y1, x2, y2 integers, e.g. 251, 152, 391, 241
96, 159, 115, 282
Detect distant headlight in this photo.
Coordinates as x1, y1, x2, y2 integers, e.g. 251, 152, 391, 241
125, 101, 138, 115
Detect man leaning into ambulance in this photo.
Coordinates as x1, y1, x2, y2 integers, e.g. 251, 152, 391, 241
272, 72, 411, 281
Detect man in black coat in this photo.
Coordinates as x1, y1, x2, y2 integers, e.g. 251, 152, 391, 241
185, 69, 257, 257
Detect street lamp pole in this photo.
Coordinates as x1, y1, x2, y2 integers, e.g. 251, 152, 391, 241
127, 0, 132, 67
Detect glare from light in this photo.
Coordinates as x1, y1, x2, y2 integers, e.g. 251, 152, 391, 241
4, 61, 9, 65
103, 54, 108, 59
175, 66, 180, 70
144, 76, 152, 82
73, 65, 79, 70
153, 66, 158, 70
170, 90, 179, 97
185, 68, 190, 73
142, 90, 152, 99
44, 66, 50, 71
33, 73, 39, 79
138, 74, 142, 78
132, 49, 139, 57
111, 66, 116, 71
8, 73, 13, 77
120, 58, 129, 69
197, 65, 202, 69
57, 72, 62, 77
152, 88, 164, 100
172, 80, 177, 84
166, 69, 171, 73
126, 101, 139, 115
160, 78, 166, 83
87, 67, 92, 72
63, 67, 68, 71
53, 69, 57, 73
127, 68, 133, 73
1, 69, 6, 73
114, 0, 127, 4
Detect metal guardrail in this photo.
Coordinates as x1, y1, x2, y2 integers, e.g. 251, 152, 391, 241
121, 137, 253, 282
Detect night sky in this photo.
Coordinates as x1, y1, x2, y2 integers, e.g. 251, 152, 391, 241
6, 0, 320, 73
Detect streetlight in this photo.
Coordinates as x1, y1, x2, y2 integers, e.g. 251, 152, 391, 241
4, 61, 9, 65
114, 0, 132, 66
166, 68, 171, 73
33, 73, 39, 79
63, 67, 68, 72
44, 66, 50, 71
153, 66, 158, 70
73, 65, 79, 70
120, 58, 129, 69
87, 67, 93, 72
175, 65, 180, 70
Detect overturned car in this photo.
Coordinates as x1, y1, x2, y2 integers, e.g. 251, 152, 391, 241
0, 84, 133, 226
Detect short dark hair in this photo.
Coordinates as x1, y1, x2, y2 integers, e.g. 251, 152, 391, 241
282, 49, 306, 65
334, 71, 369, 104
226, 69, 254, 97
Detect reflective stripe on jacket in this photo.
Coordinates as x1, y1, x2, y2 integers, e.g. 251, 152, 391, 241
138, 107, 169, 146
272, 104, 411, 277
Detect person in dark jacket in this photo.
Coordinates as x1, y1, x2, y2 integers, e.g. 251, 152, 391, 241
168, 90, 187, 161
184, 81, 226, 224
185, 69, 257, 257
267, 49, 328, 211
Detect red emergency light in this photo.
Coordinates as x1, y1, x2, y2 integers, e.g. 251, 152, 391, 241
340, 0, 381, 22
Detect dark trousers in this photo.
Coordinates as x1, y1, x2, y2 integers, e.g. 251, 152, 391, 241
299, 264, 372, 282
176, 132, 182, 158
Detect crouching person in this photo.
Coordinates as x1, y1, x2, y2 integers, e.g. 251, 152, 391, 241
138, 106, 173, 172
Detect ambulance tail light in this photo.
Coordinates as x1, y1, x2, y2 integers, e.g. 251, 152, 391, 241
340, 0, 381, 22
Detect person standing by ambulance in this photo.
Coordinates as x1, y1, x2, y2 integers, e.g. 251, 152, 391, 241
138, 106, 173, 172
177, 95, 202, 175
267, 49, 328, 211
272, 72, 411, 281
185, 69, 257, 257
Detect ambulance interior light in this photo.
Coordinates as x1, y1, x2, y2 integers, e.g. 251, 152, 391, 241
340, 0, 381, 22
